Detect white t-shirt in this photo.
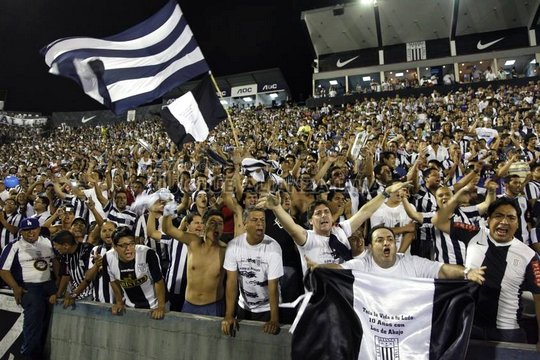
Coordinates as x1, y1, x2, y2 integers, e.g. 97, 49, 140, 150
297, 220, 352, 276
475, 127, 498, 144
341, 252, 442, 279
223, 233, 283, 313
370, 203, 412, 252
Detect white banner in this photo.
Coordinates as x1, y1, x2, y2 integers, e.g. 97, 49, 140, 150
0, 115, 47, 127
354, 273, 434, 360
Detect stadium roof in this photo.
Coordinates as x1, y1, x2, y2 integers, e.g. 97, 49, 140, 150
302, 0, 540, 56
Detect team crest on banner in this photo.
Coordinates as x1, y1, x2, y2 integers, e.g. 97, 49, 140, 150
375, 336, 400, 360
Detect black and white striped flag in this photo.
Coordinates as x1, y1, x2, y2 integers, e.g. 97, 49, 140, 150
291, 269, 477, 360
41, 0, 209, 115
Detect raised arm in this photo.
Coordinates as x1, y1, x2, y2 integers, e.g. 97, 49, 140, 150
86, 198, 104, 227
432, 185, 474, 234
222, 189, 245, 237
313, 155, 337, 183
93, 182, 108, 207
401, 196, 423, 223
147, 208, 163, 242
476, 180, 498, 215
162, 213, 200, 245
258, 193, 307, 246
348, 181, 411, 233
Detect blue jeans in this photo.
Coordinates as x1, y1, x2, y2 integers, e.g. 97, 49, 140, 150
20, 281, 56, 358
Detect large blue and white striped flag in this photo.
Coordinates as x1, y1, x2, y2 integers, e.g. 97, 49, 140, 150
41, 0, 209, 115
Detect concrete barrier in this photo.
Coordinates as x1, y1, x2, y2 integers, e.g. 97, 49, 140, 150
47, 302, 292, 360
15, 300, 536, 360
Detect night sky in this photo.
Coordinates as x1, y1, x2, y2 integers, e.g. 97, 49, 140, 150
0, 0, 339, 114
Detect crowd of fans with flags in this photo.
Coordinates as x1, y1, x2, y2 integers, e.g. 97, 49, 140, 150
1, 80, 540, 358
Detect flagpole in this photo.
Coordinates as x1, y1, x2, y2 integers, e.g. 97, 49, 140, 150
208, 71, 240, 148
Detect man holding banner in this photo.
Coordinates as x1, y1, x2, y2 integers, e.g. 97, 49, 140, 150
293, 225, 486, 360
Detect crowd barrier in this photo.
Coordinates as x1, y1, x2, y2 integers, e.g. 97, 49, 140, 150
0, 293, 537, 359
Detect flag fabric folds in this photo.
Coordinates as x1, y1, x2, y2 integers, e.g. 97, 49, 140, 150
41, 0, 209, 115
291, 269, 477, 360
161, 74, 227, 146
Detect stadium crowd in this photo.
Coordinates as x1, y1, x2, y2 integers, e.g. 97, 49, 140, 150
1, 80, 540, 358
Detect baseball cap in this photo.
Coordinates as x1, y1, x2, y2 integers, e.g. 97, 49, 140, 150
19, 218, 40, 231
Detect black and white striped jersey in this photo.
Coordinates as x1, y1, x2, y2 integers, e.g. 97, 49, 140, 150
103, 201, 138, 230
430, 205, 481, 265
59, 242, 94, 299
136, 213, 170, 277
63, 195, 88, 220
89, 244, 114, 304
452, 223, 540, 330
159, 234, 188, 297
0, 212, 22, 251
103, 245, 162, 309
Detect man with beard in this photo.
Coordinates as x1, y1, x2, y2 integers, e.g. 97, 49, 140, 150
162, 208, 227, 315
222, 207, 283, 336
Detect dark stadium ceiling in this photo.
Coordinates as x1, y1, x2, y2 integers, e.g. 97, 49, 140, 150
302, 0, 540, 56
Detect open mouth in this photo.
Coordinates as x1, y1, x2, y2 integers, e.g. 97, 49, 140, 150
495, 227, 508, 237
383, 248, 391, 256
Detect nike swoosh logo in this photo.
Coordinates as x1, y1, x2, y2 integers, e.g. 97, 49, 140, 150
476, 37, 504, 50
336, 56, 359, 68
81, 115, 96, 123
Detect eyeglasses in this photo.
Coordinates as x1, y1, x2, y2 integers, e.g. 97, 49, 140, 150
116, 242, 136, 249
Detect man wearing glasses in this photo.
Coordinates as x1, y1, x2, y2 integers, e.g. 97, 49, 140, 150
102, 226, 166, 319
